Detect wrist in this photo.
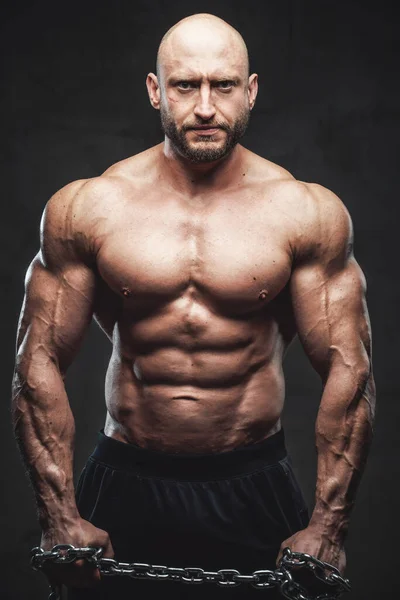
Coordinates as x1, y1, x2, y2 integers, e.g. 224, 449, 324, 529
308, 506, 349, 544
38, 501, 80, 530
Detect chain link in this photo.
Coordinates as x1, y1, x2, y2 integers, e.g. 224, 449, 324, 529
31, 545, 351, 600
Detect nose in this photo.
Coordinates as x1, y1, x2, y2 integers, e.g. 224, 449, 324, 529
193, 84, 216, 121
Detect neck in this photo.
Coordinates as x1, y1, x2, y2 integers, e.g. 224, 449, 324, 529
161, 138, 245, 195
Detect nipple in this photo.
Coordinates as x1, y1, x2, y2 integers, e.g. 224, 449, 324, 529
258, 289, 269, 301
122, 287, 132, 298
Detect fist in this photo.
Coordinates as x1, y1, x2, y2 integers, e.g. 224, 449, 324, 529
276, 526, 347, 597
40, 518, 114, 588
277, 525, 346, 574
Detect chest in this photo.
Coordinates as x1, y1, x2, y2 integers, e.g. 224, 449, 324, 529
95, 198, 293, 310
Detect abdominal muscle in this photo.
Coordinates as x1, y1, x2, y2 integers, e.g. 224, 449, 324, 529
103, 307, 287, 453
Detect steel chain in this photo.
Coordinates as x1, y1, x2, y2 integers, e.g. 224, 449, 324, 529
31, 545, 351, 600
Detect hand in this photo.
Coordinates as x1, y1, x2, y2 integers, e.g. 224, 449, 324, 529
276, 524, 346, 573
276, 525, 346, 595
40, 517, 114, 588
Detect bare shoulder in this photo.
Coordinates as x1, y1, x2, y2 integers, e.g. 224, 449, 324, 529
244, 151, 349, 227
46, 144, 160, 219
303, 182, 352, 247
41, 178, 91, 267
40, 170, 126, 262
41, 175, 115, 268
244, 151, 354, 262
303, 182, 352, 225
244, 150, 315, 212
41, 147, 159, 265
292, 181, 354, 263
246, 151, 349, 219
70, 145, 159, 212
44, 178, 89, 222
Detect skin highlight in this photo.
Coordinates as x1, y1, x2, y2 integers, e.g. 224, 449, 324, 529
12, 13, 375, 589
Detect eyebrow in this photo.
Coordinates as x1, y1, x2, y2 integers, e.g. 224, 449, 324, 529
168, 75, 241, 85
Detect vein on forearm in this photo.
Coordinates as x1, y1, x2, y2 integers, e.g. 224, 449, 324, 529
314, 367, 374, 521
11, 358, 77, 523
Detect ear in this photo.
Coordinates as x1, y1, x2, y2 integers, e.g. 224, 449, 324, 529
146, 73, 161, 110
248, 73, 258, 111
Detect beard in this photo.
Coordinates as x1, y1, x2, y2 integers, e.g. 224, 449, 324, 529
160, 105, 250, 163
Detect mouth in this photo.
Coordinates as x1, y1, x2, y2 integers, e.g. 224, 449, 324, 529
189, 127, 221, 136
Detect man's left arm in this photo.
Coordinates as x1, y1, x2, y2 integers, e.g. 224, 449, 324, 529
279, 184, 376, 573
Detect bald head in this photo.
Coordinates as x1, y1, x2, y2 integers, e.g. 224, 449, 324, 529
147, 13, 258, 164
156, 13, 250, 82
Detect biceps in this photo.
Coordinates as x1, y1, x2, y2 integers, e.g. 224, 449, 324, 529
290, 257, 371, 377
16, 254, 96, 373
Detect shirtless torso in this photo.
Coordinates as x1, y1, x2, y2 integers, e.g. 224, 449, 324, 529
101, 145, 295, 451
31, 144, 321, 454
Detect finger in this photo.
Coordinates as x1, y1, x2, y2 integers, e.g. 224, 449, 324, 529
276, 542, 292, 566
67, 559, 102, 588
43, 560, 101, 588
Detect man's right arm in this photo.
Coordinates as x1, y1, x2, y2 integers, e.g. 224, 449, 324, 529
11, 179, 113, 586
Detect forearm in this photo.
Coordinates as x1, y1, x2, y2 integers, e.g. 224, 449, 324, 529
11, 362, 79, 529
309, 367, 376, 541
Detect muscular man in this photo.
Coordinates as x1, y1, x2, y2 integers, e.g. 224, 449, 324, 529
12, 13, 375, 599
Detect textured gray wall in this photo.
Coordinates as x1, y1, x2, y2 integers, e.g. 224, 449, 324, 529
2, 0, 398, 598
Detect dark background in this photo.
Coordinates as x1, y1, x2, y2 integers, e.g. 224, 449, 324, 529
1, 0, 398, 598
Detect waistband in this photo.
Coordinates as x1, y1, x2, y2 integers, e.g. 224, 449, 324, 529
90, 428, 287, 480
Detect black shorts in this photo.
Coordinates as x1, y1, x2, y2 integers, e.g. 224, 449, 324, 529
68, 428, 309, 599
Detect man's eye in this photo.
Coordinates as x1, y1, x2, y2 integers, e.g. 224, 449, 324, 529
177, 82, 194, 90
217, 81, 234, 90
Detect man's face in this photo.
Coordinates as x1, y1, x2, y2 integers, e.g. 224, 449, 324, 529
156, 45, 254, 163
159, 78, 250, 163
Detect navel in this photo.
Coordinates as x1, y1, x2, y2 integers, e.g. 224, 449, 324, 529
258, 289, 269, 301
121, 286, 132, 298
